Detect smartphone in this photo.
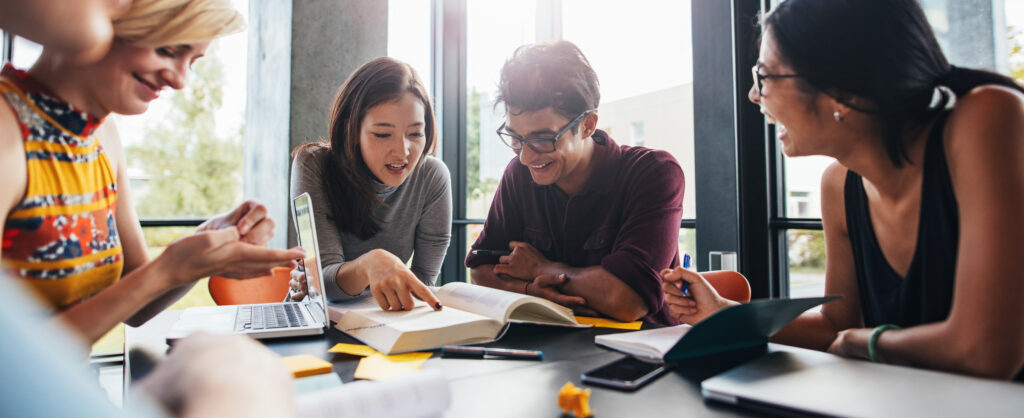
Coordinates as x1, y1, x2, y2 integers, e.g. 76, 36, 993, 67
471, 249, 511, 256
581, 357, 671, 391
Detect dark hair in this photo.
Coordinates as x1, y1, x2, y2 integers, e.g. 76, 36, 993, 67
293, 57, 437, 240
764, 0, 1024, 167
496, 40, 600, 131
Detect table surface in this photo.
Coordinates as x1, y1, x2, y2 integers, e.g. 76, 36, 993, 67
126, 309, 761, 417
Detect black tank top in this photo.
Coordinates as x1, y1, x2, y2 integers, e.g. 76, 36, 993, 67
844, 112, 1023, 381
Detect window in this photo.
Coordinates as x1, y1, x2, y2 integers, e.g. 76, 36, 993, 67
465, 1, 537, 220
11, 36, 42, 68
772, 0, 1024, 297
629, 121, 645, 146
387, 0, 432, 94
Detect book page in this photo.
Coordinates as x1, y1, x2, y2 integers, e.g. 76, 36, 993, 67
506, 301, 578, 326
594, 324, 692, 362
296, 370, 449, 418
336, 303, 500, 353
435, 282, 529, 322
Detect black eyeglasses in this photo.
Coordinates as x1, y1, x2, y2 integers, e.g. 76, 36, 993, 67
496, 110, 593, 154
751, 64, 804, 97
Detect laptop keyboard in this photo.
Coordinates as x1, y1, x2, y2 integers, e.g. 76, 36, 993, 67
235, 303, 308, 331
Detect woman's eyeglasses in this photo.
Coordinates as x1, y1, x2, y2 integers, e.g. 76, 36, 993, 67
751, 64, 804, 97
496, 110, 594, 154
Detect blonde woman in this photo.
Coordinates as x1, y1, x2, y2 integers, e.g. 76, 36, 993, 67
0, 0, 304, 344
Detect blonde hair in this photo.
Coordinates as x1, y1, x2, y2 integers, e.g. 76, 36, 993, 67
112, 0, 245, 47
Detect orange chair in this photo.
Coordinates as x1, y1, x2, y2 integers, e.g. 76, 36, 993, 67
208, 267, 293, 305
701, 270, 752, 303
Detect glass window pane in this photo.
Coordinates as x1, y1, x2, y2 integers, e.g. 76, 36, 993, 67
678, 228, 696, 263
788, 229, 826, 298
119, 0, 249, 219
782, 155, 834, 218
1003, 0, 1024, 84
387, 0, 432, 93
12, 36, 42, 68
562, 0, 696, 220
465, 1, 537, 219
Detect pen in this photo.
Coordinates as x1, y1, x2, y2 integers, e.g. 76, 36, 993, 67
472, 249, 512, 257
441, 345, 543, 360
680, 253, 691, 297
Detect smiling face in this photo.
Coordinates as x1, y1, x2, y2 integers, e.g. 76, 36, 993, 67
748, 30, 837, 157
84, 38, 209, 116
505, 107, 595, 193
358, 93, 427, 187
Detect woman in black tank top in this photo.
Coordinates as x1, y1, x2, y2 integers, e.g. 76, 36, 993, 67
661, 0, 1024, 381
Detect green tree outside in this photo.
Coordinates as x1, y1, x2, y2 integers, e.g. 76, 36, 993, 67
1010, 25, 1024, 84
466, 87, 499, 205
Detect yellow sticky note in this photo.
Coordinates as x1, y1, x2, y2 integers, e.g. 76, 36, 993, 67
282, 354, 333, 378
328, 343, 380, 357
575, 316, 643, 330
353, 352, 432, 380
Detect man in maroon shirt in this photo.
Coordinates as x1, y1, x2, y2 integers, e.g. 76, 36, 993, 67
465, 41, 685, 325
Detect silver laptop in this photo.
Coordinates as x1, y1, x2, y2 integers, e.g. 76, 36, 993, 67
167, 192, 328, 340
701, 345, 1024, 417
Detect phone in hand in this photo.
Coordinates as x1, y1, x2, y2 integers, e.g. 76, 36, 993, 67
581, 356, 671, 391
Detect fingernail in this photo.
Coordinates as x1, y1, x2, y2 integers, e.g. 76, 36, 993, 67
434, 302, 442, 310
559, 274, 567, 280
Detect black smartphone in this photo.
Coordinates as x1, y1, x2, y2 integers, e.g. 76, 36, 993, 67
471, 249, 511, 256
581, 356, 671, 391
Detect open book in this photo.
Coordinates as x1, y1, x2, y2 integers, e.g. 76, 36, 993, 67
335, 282, 587, 354
596, 296, 839, 363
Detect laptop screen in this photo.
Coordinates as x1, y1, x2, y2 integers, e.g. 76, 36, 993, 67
292, 193, 328, 325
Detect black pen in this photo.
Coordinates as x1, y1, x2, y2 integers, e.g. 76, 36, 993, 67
471, 249, 512, 257
441, 345, 543, 360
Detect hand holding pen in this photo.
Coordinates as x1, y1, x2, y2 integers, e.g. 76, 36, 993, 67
680, 253, 691, 296
659, 253, 738, 325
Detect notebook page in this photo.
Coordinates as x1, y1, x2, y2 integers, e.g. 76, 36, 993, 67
594, 324, 693, 362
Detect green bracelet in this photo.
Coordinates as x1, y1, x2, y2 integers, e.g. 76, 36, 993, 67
868, 324, 900, 363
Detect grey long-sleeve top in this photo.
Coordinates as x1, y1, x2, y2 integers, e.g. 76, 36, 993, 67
290, 144, 452, 301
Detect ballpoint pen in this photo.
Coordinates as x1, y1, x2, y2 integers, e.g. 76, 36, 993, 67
680, 253, 691, 297
441, 346, 543, 360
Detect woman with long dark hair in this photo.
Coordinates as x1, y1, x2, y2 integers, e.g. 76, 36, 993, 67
663, 0, 1024, 380
291, 57, 451, 312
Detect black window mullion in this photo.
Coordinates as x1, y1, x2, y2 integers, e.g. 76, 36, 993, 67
436, 0, 468, 285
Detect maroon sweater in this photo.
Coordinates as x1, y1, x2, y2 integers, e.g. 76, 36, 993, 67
466, 131, 685, 324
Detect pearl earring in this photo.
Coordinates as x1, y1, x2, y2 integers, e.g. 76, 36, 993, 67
833, 110, 844, 122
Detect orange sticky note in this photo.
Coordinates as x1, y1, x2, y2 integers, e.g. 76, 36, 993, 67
575, 316, 643, 330
282, 354, 333, 378
328, 343, 380, 357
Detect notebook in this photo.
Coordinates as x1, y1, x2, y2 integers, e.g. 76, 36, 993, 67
166, 192, 328, 340
595, 297, 838, 363
701, 345, 1024, 417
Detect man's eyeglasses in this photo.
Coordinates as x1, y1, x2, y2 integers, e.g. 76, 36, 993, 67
751, 64, 804, 97
496, 110, 594, 154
